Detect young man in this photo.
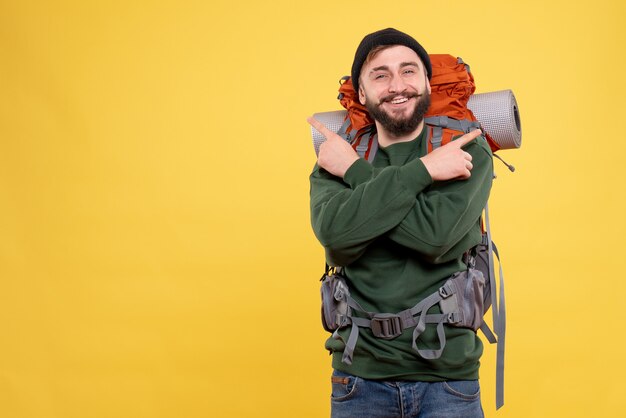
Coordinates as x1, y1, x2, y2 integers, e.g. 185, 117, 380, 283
308, 28, 493, 417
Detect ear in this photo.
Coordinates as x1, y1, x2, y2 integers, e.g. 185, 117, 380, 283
358, 84, 366, 106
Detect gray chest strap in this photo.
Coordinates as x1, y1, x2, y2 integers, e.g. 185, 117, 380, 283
425, 116, 481, 150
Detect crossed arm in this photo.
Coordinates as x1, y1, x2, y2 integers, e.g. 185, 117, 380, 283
308, 117, 493, 266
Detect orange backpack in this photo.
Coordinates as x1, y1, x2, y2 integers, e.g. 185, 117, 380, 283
336, 54, 500, 158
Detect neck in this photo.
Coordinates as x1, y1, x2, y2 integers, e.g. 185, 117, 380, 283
375, 120, 425, 148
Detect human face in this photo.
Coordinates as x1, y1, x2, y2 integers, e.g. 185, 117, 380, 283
358, 45, 431, 138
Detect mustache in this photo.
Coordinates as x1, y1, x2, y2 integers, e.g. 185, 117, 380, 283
379, 92, 422, 104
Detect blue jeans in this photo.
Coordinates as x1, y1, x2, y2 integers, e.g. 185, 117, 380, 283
330, 370, 484, 418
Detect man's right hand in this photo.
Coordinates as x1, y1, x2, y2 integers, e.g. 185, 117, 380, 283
308, 116, 360, 178
420, 129, 482, 181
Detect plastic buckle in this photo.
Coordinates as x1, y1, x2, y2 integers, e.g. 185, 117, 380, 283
447, 312, 461, 324
463, 251, 476, 268
481, 233, 489, 246
335, 314, 349, 327
334, 281, 349, 301
439, 283, 454, 299
370, 314, 402, 340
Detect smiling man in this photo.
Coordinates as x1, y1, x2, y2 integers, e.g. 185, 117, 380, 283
308, 28, 493, 418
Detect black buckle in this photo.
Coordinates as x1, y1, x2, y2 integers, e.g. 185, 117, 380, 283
370, 314, 402, 340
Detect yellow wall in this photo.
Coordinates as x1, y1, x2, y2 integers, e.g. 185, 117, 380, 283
1, 0, 624, 417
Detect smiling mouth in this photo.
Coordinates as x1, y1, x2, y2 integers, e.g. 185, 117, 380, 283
390, 97, 409, 104
383, 93, 421, 106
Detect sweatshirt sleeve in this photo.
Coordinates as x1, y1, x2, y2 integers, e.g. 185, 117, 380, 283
385, 138, 493, 263
309, 157, 433, 266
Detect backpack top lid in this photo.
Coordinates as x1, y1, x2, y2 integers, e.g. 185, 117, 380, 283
427, 54, 475, 120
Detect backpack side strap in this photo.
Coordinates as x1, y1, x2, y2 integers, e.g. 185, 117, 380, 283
485, 203, 506, 410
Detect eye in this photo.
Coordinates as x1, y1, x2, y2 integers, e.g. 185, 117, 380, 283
374, 73, 387, 80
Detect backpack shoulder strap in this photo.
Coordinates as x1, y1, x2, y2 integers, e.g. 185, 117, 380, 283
351, 127, 377, 162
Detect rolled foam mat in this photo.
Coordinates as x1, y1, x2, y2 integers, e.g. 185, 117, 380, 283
310, 90, 522, 154
467, 89, 522, 150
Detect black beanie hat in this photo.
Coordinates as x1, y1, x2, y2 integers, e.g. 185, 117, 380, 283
351, 28, 431, 95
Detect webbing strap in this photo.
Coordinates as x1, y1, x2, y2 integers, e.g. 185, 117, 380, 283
486, 205, 498, 330
425, 116, 480, 134
494, 239, 506, 410
425, 116, 481, 152
409, 289, 450, 359
430, 126, 443, 149
412, 315, 447, 359
343, 322, 359, 365
485, 202, 506, 409
337, 118, 352, 141
334, 296, 372, 365
355, 136, 369, 158
409, 289, 447, 333
349, 314, 447, 329
404, 283, 451, 319
366, 133, 378, 162
480, 322, 497, 344
496, 306, 506, 409
345, 294, 372, 317
337, 312, 451, 365
353, 130, 378, 163
336, 284, 454, 364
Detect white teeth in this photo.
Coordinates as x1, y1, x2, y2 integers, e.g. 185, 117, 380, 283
390, 97, 408, 104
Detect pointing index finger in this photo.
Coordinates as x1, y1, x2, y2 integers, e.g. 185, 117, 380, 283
307, 116, 334, 139
455, 129, 483, 148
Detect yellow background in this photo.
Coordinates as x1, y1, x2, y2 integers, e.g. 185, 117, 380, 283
1, 0, 625, 417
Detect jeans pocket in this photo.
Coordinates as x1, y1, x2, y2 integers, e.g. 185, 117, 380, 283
331, 371, 359, 401
442, 380, 481, 400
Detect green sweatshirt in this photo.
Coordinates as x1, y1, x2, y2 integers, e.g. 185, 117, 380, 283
309, 128, 493, 381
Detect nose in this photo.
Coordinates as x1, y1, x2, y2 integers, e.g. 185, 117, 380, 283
388, 75, 407, 93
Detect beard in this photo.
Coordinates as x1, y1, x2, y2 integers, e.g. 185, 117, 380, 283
365, 90, 431, 138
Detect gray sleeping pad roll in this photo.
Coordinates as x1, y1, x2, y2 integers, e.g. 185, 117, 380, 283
309, 90, 522, 155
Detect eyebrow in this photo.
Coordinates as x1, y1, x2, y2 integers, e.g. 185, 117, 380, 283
369, 61, 421, 73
